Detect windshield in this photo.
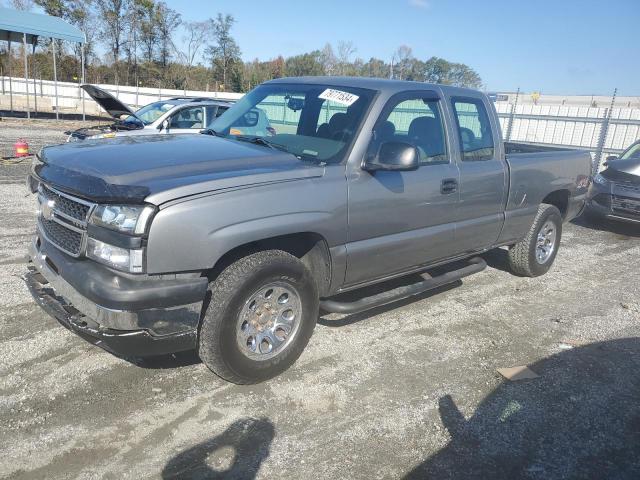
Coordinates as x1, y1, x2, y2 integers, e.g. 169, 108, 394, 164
620, 142, 640, 161
125, 101, 174, 125
210, 83, 376, 163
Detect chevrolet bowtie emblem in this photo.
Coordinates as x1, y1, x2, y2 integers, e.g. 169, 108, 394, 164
41, 199, 55, 220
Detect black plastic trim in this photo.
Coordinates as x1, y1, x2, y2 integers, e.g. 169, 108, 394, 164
320, 257, 486, 314
25, 268, 196, 356
87, 223, 144, 249
38, 236, 207, 311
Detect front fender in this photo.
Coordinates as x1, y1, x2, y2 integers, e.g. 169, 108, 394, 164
145, 173, 347, 274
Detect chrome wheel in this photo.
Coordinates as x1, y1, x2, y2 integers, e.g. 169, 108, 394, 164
535, 219, 557, 264
236, 282, 302, 360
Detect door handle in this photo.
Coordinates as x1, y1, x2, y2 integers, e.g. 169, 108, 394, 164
441, 178, 458, 194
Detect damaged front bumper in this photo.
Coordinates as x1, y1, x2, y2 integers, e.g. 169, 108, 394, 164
26, 236, 208, 357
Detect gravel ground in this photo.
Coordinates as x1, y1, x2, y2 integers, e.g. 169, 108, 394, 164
1, 149, 639, 479
0, 117, 102, 159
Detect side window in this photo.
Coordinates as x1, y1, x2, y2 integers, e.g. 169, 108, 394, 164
451, 98, 495, 161
373, 96, 448, 165
169, 106, 204, 129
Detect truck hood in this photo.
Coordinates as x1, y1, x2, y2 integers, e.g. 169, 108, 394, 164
81, 84, 137, 119
602, 157, 640, 184
34, 134, 325, 205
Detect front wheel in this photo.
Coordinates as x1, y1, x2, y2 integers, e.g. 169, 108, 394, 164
507, 204, 563, 277
199, 250, 319, 384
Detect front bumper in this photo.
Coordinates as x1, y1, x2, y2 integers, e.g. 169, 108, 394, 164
587, 183, 640, 224
27, 236, 208, 356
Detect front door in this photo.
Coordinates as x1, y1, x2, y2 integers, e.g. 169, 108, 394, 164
345, 91, 460, 287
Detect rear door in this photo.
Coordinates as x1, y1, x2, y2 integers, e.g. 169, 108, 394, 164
345, 90, 460, 286
448, 95, 507, 252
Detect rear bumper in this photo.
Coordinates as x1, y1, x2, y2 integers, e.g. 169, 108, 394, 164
27, 236, 207, 356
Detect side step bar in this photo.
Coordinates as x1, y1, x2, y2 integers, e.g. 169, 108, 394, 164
320, 257, 487, 315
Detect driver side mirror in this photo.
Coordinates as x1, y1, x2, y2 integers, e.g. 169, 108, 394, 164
159, 119, 170, 132
363, 141, 420, 172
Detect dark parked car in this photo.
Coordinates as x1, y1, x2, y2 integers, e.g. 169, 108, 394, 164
586, 140, 640, 224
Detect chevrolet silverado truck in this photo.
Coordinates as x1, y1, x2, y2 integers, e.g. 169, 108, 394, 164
25, 77, 592, 384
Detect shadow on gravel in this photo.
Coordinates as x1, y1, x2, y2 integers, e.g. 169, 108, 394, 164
404, 338, 640, 480
127, 350, 201, 369
572, 214, 640, 238
162, 417, 275, 480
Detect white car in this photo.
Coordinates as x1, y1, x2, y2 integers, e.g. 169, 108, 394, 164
66, 84, 233, 141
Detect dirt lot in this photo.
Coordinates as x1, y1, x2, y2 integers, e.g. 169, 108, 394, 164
0, 128, 639, 479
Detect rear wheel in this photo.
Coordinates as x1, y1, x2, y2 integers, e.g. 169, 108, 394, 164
508, 204, 562, 277
198, 250, 319, 384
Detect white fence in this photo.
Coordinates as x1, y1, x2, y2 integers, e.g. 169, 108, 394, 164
2, 75, 639, 169
0, 76, 242, 114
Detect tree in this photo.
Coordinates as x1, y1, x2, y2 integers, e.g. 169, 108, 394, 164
336, 40, 356, 75
95, 0, 128, 84
11, 0, 34, 9
206, 13, 241, 90
361, 57, 389, 79
319, 43, 337, 76
392, 45, 413, 80
284, 51, 324, 77
155, 1, 181, 68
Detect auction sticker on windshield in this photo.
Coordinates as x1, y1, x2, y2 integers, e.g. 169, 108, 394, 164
319, 89, 359, 106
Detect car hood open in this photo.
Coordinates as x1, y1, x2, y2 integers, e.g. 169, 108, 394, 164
81, 84, 137, 120
33, 135, 325, 205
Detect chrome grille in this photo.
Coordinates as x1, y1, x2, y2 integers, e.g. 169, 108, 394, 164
36, 184, 96, 257
41, 184, 90, 221
39, 217, 83, 255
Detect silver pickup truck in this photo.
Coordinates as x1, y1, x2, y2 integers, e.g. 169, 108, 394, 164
26, 77, 592, 384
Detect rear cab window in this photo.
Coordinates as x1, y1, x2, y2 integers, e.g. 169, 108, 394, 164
451, 97, 495, 161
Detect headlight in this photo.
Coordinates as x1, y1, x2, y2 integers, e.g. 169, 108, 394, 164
593, 173, 609, 186
86, 238, 144, 273
90, 205, 155, 234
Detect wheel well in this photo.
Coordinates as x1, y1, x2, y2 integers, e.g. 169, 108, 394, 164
207, 233, 332, 297
542, 190, 570, 219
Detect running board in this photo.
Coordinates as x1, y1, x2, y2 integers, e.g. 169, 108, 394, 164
320, 257, 487, 315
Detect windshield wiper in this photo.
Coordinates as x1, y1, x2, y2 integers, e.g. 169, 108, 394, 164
233, 135, 289, 153
200, 128, 222, 137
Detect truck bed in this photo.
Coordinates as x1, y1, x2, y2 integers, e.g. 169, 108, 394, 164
497, 145, 593, 244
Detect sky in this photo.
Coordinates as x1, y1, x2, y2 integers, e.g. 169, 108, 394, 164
163, 0, 640, 96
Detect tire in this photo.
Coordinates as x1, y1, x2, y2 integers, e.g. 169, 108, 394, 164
507, 204, 563, 277
198, 250, 319, 384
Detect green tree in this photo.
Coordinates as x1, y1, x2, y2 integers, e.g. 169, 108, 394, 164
284, 51, 324, 77
205, 13, 241, 90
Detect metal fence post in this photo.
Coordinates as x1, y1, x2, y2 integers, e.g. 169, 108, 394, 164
505, 87, 519, 142
593, 88, 617, 174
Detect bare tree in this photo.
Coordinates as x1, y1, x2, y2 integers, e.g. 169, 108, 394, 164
180, 20, 209, 67
320, 43, 337, 75
336, 40, 356, 75
392, 45, 413, 80
10, 0, 34, 10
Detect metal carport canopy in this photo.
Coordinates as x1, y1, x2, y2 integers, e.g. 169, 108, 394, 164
0, 7, 85, 44
0, 7, 86, 121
